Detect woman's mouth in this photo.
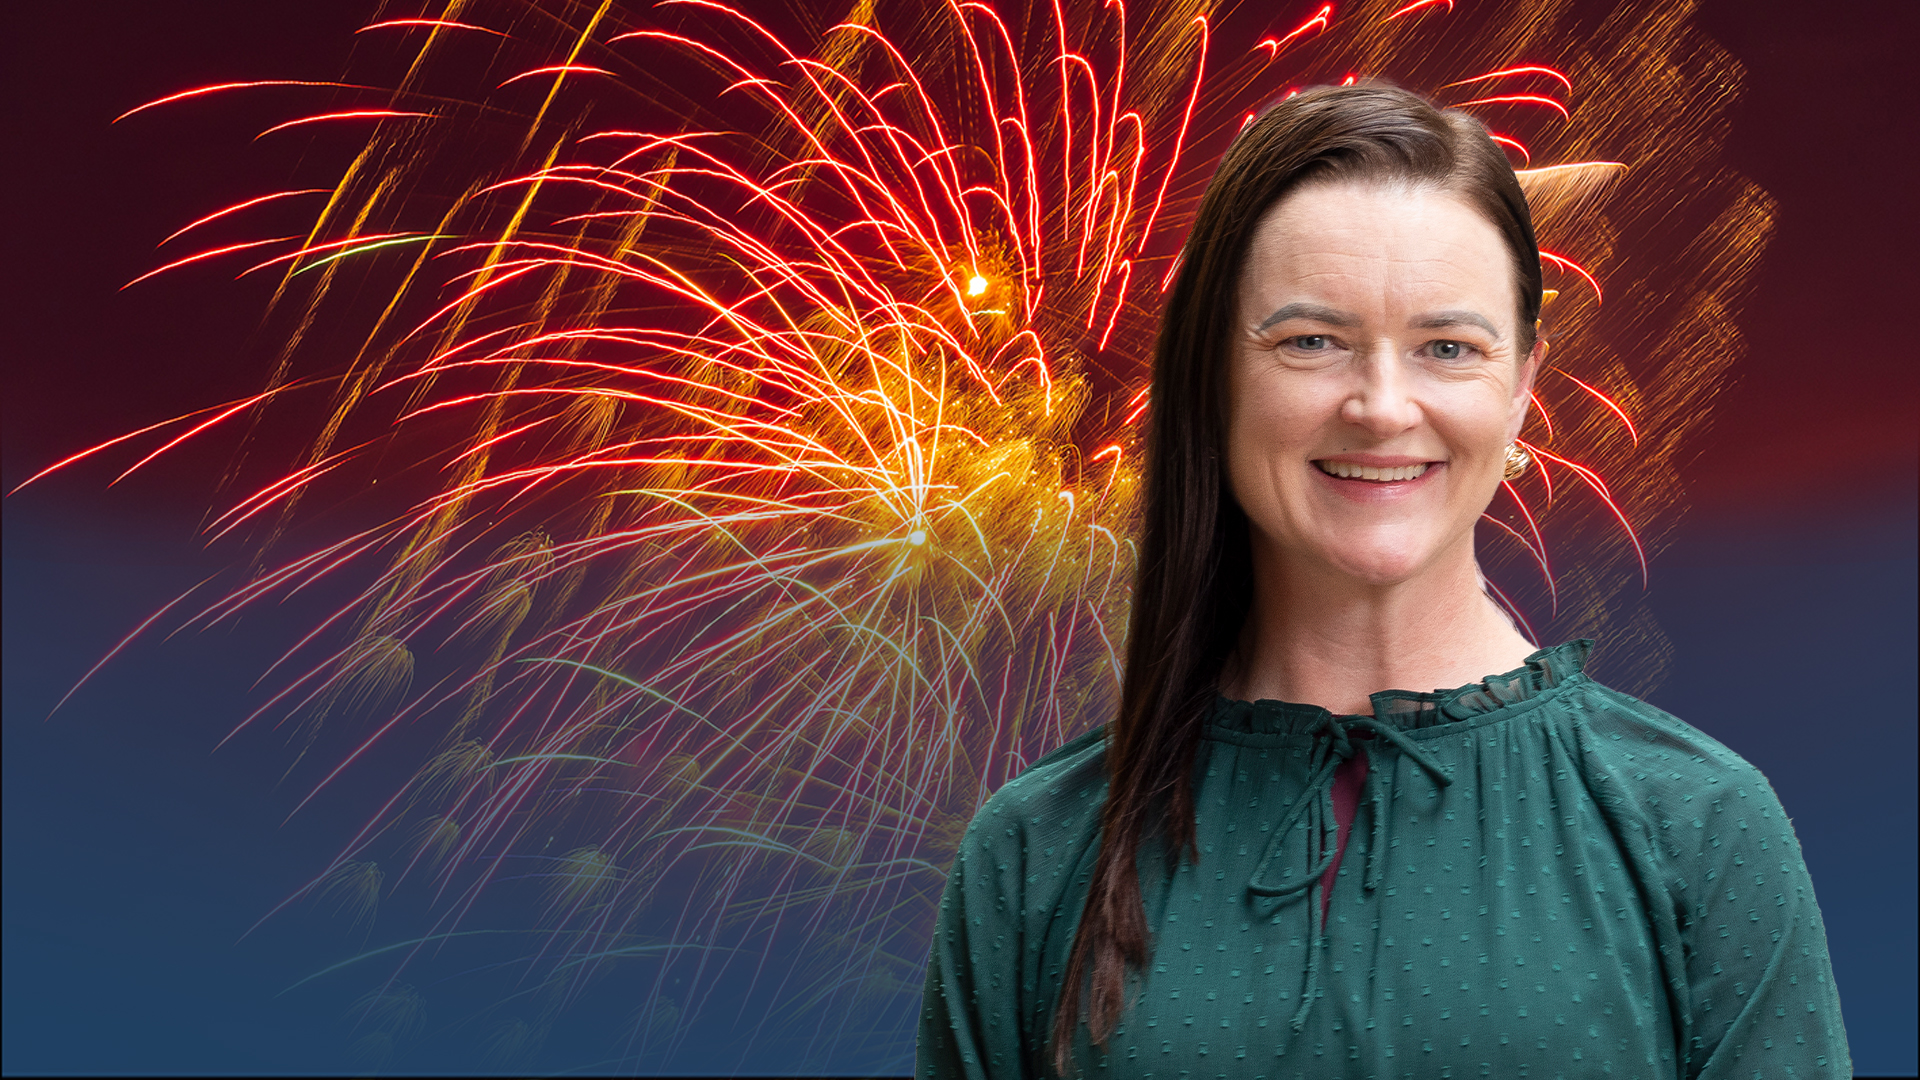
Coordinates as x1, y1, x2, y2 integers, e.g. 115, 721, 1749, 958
1313, 460, 1432, 482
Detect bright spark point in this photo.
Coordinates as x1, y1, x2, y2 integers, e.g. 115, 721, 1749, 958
967, 275, 988, 297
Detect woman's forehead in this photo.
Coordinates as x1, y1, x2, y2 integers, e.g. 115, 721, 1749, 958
1241, 184, 1515, 315
1252, 183, 1504, 257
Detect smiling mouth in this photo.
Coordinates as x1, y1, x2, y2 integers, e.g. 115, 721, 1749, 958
1314, 460, 1434, 482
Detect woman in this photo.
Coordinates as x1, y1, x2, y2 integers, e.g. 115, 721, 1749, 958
916, 84, 1848, 1078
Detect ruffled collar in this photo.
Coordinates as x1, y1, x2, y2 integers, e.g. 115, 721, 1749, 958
1208, 638, 1592, 738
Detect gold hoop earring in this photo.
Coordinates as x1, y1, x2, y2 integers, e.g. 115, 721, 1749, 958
1502, 442, 1531, 481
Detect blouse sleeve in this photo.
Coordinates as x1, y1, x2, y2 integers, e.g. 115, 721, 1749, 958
1664, 763, 1851, 1077
915, 812, 1036, 1080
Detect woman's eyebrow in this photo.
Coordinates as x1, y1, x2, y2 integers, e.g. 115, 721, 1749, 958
1256, 302, 1359, 332
1412, 310, 1502, 339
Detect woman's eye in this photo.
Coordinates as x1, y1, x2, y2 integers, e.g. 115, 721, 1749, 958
1428, 340, 1472, 360
1290, 335, 1331, 351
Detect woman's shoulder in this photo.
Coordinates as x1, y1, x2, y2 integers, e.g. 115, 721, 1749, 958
1556, 676, 1769, 785
960, 724, 1112, 856
1551, 677, 1799, 854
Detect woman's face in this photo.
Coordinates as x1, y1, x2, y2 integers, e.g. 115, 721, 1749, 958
1226, 180, 1538, 587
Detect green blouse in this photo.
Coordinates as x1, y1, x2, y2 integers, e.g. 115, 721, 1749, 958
916, 640, 1849, 1078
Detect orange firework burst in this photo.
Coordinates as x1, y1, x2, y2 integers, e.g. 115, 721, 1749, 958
34, 0, 1771, 1068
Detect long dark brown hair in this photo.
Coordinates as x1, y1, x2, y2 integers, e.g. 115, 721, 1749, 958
1049, 82, 1544, 1070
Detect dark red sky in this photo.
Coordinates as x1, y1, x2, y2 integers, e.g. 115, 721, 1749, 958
3, 0, 1915, 527
1683, 0, 1918, 521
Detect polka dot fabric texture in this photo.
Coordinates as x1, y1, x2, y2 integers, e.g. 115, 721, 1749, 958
915, 640, 1849, 1078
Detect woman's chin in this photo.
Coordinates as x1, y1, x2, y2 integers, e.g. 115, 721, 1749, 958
1315, 542, 1437, 588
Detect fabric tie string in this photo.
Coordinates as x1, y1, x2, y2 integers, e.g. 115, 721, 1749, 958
1244, 713, 1454, 1032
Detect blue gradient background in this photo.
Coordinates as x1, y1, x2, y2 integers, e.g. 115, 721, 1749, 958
5, 0, 1915, 1074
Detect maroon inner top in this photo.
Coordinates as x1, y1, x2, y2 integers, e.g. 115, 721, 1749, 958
1320, 736, 1371, 925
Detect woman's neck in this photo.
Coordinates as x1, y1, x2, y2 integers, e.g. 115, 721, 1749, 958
1222, 537, 1537, 715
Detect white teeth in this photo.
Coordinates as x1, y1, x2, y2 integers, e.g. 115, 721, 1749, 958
1315, 460, 1430, 481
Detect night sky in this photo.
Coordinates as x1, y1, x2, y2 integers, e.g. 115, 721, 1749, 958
4, 0, 1915, 1075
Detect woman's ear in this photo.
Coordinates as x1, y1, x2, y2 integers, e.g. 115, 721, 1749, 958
1508, 336, 1545, 443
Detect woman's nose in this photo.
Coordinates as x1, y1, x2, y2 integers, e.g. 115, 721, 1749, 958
1338, 350, 1421, 437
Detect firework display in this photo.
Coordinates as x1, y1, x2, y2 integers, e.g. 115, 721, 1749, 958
22, 0, 1772, 1070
